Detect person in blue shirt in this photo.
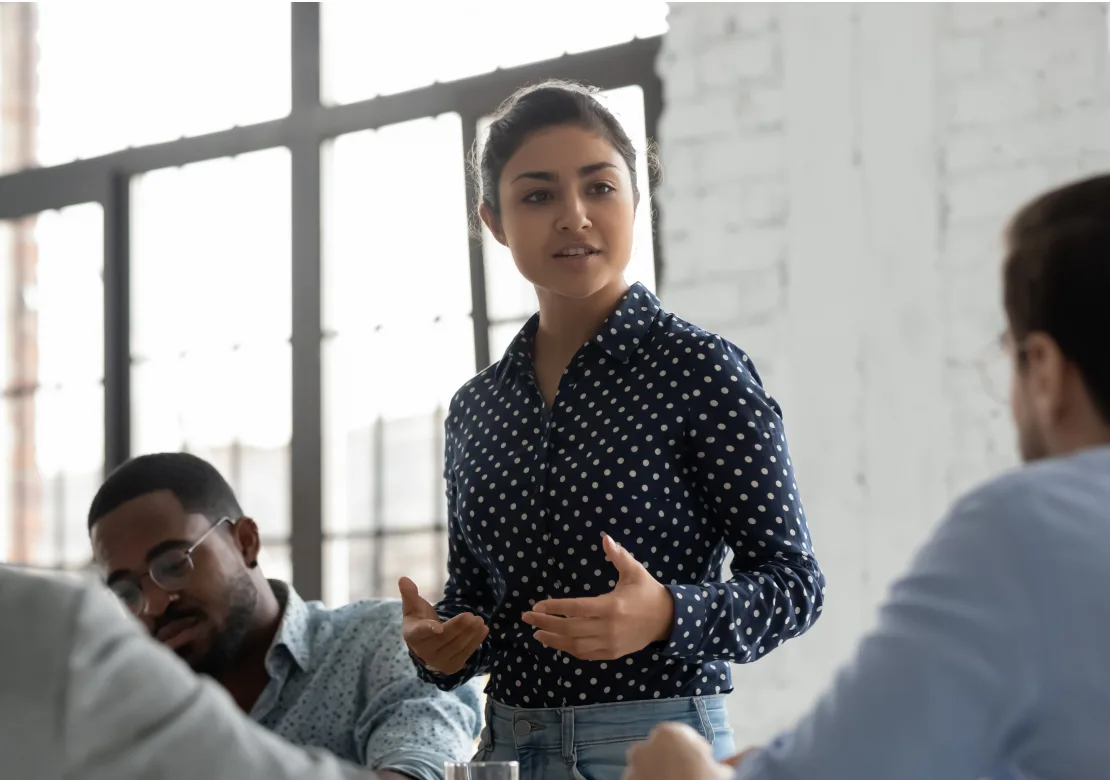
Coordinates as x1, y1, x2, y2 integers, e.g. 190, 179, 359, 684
87, 452, 481, 780
622, 175, 1110, 780
397, 80, 826, 780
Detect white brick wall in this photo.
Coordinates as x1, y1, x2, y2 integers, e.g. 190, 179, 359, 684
656, 1, 1110, 745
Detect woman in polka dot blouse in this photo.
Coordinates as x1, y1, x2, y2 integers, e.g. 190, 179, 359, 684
398, 80, 826, 780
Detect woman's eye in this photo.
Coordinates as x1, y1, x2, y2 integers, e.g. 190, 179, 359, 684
523, 190, 552, 203
592, 182, 616, 194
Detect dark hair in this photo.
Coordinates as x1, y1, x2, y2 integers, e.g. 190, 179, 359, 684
88, 452, 243, 531
473, 79, 647, 220
1003, 172, 1110, 422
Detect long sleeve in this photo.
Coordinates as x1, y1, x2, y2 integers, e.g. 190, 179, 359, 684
63, 582, 375, 780
734, 489, 1040, 780
663, 336, 824, 662
355, 603, 481, 780
413, 407, 499, 690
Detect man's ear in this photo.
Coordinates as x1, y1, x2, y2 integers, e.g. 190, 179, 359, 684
1023, 332, 1068, 424
231, 516, 262, 569
479, 202, 508, 247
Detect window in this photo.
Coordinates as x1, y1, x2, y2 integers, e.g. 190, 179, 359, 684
10, 5, 290, 173
322, 115, 475, 605
322, 2, 669, 104
0, 6, 664, 600
130, 149, 293, 577
0, 203, 103, 568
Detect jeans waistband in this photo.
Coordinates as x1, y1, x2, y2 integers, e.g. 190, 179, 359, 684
482, 695, 730, 758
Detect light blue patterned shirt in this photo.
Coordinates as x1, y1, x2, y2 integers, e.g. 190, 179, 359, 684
250, 581, 481, 780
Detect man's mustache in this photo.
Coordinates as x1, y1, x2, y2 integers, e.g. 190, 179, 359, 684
152, 605, 206, 636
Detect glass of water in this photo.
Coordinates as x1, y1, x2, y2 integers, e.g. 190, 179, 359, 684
444, 761, 519, 780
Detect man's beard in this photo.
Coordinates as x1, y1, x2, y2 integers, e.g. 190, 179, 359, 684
190, 571, 259, 678
1018, 417, 1050, 463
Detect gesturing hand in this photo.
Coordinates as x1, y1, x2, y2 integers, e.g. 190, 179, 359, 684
399, 577, 488, 675
522, 534, 675, 661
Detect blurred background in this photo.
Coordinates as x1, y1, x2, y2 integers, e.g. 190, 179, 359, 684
0, 1, 1107, 744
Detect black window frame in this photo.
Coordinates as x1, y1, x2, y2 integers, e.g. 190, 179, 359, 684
0, 5, 664, 599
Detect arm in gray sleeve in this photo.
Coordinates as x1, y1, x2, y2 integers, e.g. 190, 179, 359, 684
63, 582, 377, 780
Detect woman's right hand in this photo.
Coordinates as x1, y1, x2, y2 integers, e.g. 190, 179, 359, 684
398, 577, 489, 675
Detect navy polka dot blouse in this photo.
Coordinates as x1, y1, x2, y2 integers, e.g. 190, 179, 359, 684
415, 283, 825, 708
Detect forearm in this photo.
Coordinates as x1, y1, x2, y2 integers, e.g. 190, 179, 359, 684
661, 557, 824, 662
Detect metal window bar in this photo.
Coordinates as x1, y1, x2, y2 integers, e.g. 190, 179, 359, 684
0, 4, 664, 600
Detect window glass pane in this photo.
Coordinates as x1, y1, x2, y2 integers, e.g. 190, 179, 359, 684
324, 537, 374, 607
323, 114, 470, 333
324, 533, 447, 608
489, 319, 530, 364
322, 2, 669, 104
131, 344, 291, 539
258, 541, 292, 588
2, 386, 103, 567
1, 204, 103, 566
131, 148, 292, 360
379, 531, 448, 603
20, 4, 289, 171
323, 319, 473, 536
481, 86, 656, 324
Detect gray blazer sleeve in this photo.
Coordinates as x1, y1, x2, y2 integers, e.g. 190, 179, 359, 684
62, 581, 377, 780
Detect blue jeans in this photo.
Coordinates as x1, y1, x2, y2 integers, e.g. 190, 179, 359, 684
474, 696, 735, 780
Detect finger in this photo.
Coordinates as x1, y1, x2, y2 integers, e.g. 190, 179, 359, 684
623, 743, 643, 779
404, 618, 445, 643
398, 577, 433, 617
722, 748, 756, 767
440, 623, 489, 670
437, 616, 488, 660
603, 533, 648, 581
416, 613, 481, 653
522, 611, 603, 638
533, 631, 612, 660
532, 596, 609, 618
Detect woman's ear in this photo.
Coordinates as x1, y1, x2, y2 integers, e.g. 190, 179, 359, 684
479, 202, 508, 247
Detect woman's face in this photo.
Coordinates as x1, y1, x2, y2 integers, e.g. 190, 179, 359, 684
482, 125, 636, 303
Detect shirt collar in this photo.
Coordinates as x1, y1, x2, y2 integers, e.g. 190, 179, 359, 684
494, 282, 661, 385
266, 579, 313, 673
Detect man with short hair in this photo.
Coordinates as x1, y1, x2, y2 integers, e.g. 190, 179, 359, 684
0, 563, 375, 779
88, 452, 481, 780
624, 175, 1110, 780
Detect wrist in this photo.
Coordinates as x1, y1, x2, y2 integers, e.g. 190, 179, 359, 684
652, 582, 676, 643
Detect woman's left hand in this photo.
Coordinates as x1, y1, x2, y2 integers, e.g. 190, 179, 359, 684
522, 534, 675, 660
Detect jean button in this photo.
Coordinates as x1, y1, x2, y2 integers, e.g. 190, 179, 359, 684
514, 719, 532, 737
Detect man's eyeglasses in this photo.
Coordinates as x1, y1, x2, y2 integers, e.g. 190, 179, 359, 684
109, 516, 235, 616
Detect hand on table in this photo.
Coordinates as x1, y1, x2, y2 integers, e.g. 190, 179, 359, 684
523, 534, 675, 661
398, 577, 487, 675
622, 723, 734, 780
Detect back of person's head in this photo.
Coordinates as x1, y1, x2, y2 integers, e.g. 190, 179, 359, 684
473, 79, 644, 218
88, 452, 242, 531
1003, 173, 1110, 424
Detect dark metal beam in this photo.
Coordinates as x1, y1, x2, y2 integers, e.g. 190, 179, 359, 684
0, 36, 662, 220
102, 174, 130, 474
460, 112, 491, 371
289, 2, 324, 601
640, 66, 666, 290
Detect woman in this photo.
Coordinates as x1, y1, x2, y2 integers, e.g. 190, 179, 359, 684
398, 80, 825, 780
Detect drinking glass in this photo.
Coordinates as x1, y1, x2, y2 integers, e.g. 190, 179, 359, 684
444, 761, 519, 780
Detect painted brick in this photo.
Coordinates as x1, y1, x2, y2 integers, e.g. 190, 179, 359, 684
656, 0, 1110, 746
